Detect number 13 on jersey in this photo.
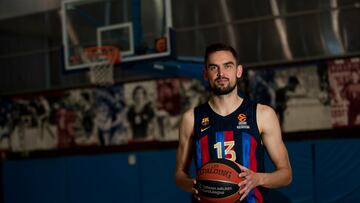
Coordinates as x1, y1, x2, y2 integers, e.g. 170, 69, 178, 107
214, 141, 236, 161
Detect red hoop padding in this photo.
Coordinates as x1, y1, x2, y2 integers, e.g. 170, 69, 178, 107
83, 46, 121, 64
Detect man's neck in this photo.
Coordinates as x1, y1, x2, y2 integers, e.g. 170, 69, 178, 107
208, 90, 243, 116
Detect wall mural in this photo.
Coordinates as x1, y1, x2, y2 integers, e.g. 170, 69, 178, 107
328, 58, 360, 127
0, 57, 359, 153
248, 64, 332, 132
0, 78, 209, 152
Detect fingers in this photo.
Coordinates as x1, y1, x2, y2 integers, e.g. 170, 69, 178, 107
239, 169, 251, 179
192, 180, 201, 202
238, 169, 254, 201
238, 178, 253, 201
238, 178, 251, 192
240, 188, 250, 201
193, 194, 201, 202
237, 164, 248, 171
192, 190, 200, 202
192, 179, 199, 194
192, 187, 199, 195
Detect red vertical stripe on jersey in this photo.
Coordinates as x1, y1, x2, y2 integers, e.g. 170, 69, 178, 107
224, 131, 234, 159
249, 137, 258, 171
250, 136, 263, 203
224, 131, 234, 141
200, 135, 210, 165
254, 188, 263, 203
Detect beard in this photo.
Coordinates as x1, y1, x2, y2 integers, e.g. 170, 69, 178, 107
209, 78, 237, 95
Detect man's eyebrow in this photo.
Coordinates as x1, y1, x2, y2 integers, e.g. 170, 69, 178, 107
207, 63, 219, 68
223, 61, 235, 66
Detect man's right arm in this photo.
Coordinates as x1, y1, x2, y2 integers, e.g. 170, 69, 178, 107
175, 108, 195, 193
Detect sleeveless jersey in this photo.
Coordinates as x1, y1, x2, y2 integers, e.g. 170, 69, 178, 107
193, 98, 268, 203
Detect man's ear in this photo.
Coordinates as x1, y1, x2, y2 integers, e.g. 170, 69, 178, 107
203, 67, 209, 80
237, 65, 243, 78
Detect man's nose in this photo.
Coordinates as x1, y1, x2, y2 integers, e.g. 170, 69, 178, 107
217, 67, 224, 77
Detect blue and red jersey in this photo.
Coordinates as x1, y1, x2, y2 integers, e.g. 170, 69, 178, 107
193, 98, 268, 203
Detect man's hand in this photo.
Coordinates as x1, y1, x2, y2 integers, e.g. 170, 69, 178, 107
192, 179, 201, 202
238, 165, 263, 201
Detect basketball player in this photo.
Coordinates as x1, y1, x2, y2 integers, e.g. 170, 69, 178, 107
175, 43, 292, 202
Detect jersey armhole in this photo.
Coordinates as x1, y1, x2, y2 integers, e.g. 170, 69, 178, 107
253, 103, 262, 143
193, 106, 199, 139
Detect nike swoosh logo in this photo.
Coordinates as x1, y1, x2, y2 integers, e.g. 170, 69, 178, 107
201, 126, 211, 132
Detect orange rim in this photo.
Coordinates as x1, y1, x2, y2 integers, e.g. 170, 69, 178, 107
83, 46, 121, 64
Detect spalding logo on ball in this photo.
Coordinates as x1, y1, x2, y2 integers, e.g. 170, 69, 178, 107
196, 159, 242, 203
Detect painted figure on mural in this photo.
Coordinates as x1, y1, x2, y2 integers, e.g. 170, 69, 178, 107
342, 70, 360, 126
127, 85, 155, 140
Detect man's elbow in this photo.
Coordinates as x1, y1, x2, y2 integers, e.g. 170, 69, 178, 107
174, 173, 182, 187
276, 167, 292, 187
283, 170, 293, 186
174, 171, 193, 193
174, 172, 185, 189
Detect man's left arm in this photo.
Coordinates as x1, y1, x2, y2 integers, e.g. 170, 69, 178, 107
257, 104, 292, 188
238, 104, 292, 200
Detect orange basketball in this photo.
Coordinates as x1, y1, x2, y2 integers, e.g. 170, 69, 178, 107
196, 159, 242, 203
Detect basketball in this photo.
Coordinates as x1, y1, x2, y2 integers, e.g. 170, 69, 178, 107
196, 159, 242, 203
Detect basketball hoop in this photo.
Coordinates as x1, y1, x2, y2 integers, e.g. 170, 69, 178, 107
83, 46, 121, 86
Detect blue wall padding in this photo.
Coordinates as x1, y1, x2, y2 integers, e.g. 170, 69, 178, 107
314, 139, 360, 203
3, 158, 69, 203
265, 142, 315, 203
137, 150, 190, 203
66, 154, 141, 203
1, 139, 360, 203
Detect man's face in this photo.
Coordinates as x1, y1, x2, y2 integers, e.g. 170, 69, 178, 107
203, 51, 242, 95
97, 103, 110, 119
134, 88, 146, 103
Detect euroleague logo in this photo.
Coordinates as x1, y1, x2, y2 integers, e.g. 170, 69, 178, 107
237, 113, 250, 129
237, 114, 247, 122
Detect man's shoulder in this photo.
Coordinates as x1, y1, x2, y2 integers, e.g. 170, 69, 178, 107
256, 103, 275, 113
179, 108, 195, 132
182, 107, 195, 120
255, 103, 280, 135
256, 103, 278, 126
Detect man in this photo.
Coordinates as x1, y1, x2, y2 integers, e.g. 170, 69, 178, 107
175, 43, 292, 202
275, 76, 299, 126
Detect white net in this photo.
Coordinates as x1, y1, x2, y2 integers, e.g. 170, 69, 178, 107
89, 61, 114, 86
85, 46, 120, 86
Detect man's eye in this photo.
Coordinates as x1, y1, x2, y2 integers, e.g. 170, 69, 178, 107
208, 66, 217, 71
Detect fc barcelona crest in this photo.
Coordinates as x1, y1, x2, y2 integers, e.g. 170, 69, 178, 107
201, 117, 210, 126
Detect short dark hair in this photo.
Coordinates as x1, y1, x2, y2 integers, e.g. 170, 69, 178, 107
132, 85, 147, 99
204, 43, 238, 64
288, 76, 299, 85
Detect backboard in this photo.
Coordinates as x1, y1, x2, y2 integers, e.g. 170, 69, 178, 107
61, 0, 173, 70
